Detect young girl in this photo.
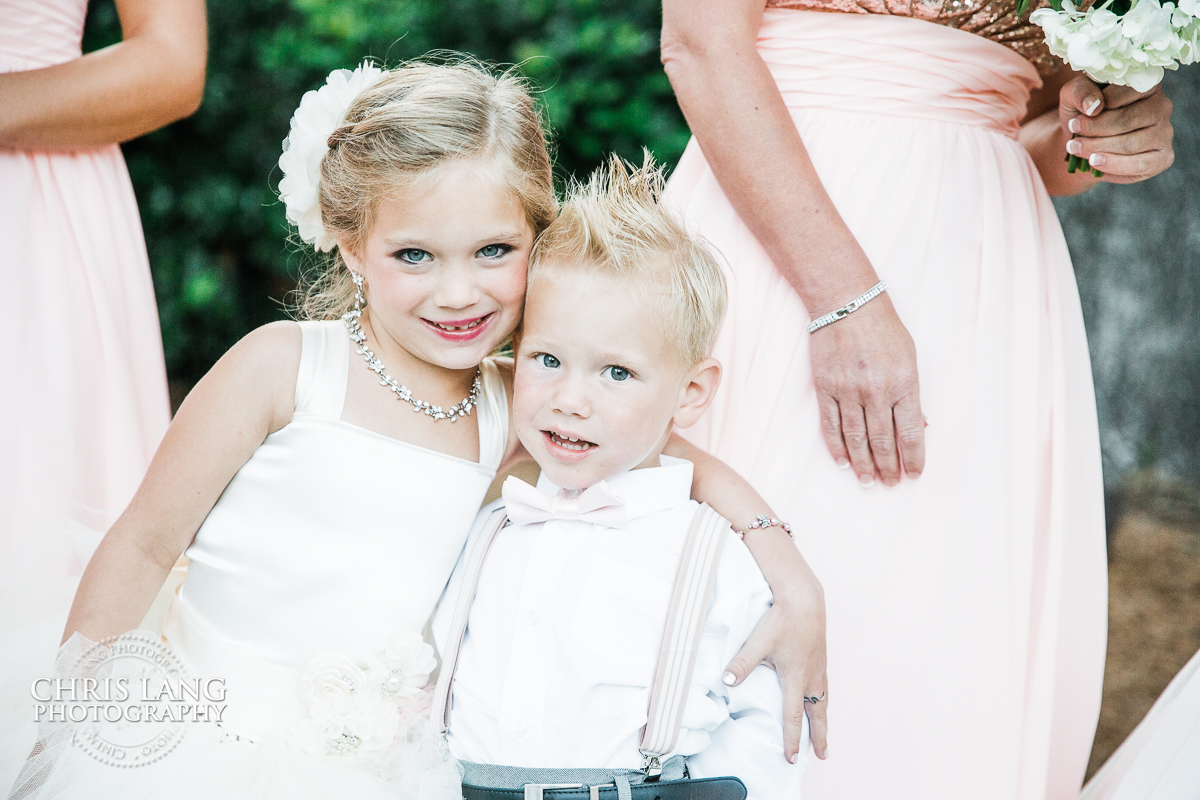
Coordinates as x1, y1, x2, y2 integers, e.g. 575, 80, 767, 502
3, 58, 823, 800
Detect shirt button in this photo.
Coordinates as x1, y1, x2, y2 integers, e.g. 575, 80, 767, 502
528, 610, 540, 624
512, 721, 528, 737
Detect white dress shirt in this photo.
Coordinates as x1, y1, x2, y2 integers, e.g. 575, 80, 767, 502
432, 456, 807, 799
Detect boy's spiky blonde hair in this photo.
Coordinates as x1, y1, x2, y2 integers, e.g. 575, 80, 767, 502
529, 153, 727, 367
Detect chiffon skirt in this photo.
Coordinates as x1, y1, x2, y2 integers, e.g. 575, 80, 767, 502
0, 140, 170, 629
666, 11, 1107, 799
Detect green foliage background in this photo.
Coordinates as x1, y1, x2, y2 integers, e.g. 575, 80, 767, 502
83, 0, 689, 389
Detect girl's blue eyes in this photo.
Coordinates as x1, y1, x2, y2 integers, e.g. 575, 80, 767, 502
536, 354, 561, 369
392, 244, 511, 263
605, 366, 631, 382
396, 248, 431, 264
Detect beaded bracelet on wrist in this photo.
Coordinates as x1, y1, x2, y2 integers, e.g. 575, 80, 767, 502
737, 515, 793, 540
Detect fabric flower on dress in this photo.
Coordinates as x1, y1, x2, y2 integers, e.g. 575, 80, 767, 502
277, 62, 385, 252
288, 633, 437, 760
381, 630, 438, 698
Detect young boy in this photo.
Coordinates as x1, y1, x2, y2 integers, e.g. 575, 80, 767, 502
432, 156, 806, 799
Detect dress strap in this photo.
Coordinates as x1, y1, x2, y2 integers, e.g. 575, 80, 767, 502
474, 358, 509, 473
294, 321, 349, 419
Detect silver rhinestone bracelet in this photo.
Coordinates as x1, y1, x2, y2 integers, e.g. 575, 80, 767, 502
806, 280, 888, 334
737, 515, 793, 540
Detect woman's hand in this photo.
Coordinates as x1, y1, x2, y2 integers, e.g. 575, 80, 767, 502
1020, 72, 1175, 195
1059, 77, 1174, 183
663, 0, 925, 486
722, 560, 829, 762
810, 293, 924, 487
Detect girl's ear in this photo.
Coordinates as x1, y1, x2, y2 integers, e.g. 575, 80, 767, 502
673, 357, 722, 430
338, 237, 362, 271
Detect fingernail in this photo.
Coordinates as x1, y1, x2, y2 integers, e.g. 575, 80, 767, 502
907, 470, 922, 480
820, 747, 829, 760
1066, 139, 1082, 155
858, 474, 875, 487
789, 752, 799, 764
1086, 98, 1102, 116
1089, 153, 1106, 167
722, 671, 736, 686
836, 458, 850, 469
1068, 117, 1081, 133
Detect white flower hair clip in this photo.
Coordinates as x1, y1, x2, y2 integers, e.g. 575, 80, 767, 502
278, 62, 386, 252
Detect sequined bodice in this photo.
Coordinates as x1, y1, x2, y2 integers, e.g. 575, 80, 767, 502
766, 0, 1060, 76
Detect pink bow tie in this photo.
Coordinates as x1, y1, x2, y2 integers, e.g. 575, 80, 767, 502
501, 476, 628, 529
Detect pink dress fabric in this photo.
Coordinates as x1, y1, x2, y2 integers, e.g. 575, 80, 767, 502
0, 0, 170, 626
665, 10, 1106, 799
1080, 647, 1200, 799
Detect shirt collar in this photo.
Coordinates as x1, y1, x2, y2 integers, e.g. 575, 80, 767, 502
534, 455, 695, 524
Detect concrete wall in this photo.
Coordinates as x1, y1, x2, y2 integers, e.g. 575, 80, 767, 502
1054, 69, 1200, 493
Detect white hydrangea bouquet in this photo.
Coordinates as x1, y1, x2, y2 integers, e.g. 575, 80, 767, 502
1018, 0, 1199, 174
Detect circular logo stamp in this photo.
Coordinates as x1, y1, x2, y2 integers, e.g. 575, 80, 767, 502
69, 631, 190, 768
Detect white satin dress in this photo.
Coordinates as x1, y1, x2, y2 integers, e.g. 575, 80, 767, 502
2, 320, 510, 799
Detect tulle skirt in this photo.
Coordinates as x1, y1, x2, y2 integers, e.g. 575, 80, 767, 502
0, 626, 462, 800
3, 708, 462, 800
666, 10, 1107, 799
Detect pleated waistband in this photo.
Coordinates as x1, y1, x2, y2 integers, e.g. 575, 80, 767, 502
0, 0, 84, 73
758, 10, 1043, 136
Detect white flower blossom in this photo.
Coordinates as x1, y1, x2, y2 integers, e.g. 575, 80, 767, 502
277, 62, 385, 252
1032, 0, 1192, 92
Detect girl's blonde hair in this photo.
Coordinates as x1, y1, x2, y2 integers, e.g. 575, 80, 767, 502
298, 58, 557, 320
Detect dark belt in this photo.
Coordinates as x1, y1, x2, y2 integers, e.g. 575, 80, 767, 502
462, 777, 747, 800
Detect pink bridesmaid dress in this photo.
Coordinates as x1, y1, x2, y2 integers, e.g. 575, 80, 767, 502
1080, 647, 1200, 799
0, 0, 170, 627
666, 6, 1106, 800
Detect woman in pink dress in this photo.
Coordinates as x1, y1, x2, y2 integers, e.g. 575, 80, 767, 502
0, 0, 206, 628
661, 1, 1176, 798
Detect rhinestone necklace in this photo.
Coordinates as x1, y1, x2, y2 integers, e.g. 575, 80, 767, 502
342, 271, 481, 423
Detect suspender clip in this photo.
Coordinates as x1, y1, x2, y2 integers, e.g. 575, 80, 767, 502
641, 754, 662, 781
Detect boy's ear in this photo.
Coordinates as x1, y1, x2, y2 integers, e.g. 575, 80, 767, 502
673, 357, 722, 430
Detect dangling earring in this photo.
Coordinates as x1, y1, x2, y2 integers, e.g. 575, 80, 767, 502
349, 269, 368, 316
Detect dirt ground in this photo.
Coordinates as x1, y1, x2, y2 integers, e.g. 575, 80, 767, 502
1086, 502, 1200, 778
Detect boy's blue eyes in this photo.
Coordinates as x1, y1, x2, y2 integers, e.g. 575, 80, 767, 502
533, 355, 630, 382
478, 244, 508, 258
605, 366, 630, 382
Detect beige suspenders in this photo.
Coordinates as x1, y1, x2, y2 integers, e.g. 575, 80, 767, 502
432, 507, 510, 734
431, 503, 731, 775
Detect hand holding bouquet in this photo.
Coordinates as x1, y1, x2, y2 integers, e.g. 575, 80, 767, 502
1021, 0, 1198, 174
